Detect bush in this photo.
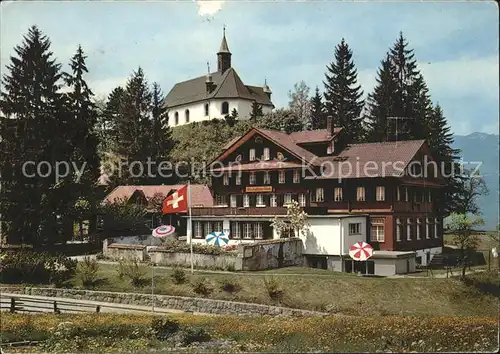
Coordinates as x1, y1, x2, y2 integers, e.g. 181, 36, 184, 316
117, 258, 148, 287
192, 278, 213, 297
158, 239, 236, 256
0, 250, 76, 285
151, 318, 180, 340
171, 267, 187, 285
180, 326, 211, 345
463, 271, 500, 297
219, 278, 241, 294
76, 257, 100, 288
263, 277, 284, 303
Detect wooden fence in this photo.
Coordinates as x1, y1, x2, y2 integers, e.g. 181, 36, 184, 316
0, 296, 102, 314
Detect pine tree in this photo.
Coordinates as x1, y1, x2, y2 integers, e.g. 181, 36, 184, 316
323, 38, 364, 142
249, 101, 263, 121
0, 26, 67, 245
225, 108, 238, 127
99, 86, 124, 155
309, 87, 326, 130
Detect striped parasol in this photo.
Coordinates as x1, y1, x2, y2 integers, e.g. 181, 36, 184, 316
348, 242, 374, 261
152, 225, 175, 238
205, 232, 230, 247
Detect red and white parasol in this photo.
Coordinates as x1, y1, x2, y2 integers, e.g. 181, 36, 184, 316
349, 242, 374, 261
152, 225, 175, 238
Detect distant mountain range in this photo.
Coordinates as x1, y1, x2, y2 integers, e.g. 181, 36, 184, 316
453, 132, 499, 230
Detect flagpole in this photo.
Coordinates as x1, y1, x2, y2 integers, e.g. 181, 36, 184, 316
188, 180, 194, 274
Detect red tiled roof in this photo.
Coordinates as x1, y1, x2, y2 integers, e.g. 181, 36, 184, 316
289, 128, 342, 144
211, 161, 303, 172
309, 140, 426, 179
102, 185, 213, 207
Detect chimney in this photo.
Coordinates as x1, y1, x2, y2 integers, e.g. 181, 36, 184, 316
326, 115, 334, 137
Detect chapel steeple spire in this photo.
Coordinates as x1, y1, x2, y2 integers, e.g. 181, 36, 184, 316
217, 25, 232, 73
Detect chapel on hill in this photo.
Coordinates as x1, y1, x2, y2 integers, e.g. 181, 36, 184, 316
164, 29, 274, 127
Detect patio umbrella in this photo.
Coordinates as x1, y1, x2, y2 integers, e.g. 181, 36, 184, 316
348, 241, 374, 261
205, 232, 230, 247
152, 225, 175, 238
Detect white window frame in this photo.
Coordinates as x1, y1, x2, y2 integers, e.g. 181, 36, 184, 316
314, 188, 324, 202
215, 194, 227, 206
194, 221, 202, 238
293, 170, 300, 184
205, 221, 213, 235
376, 186, 385, 201
243, 194, 250, 207
298, 193, 306, 207
255, 222, 263, 239
243, 223, 253, 239
278, 171, 285, 184
404, 187, 409, 202
348, 223, 361, 235
263, 171, 271, 184
428, 190, 432, 202
249, 172, 256, 185
396, 218, 402, 242
334, 187, 343, 202
434, 217, 439, 238
235, 174, 241, 185
370, 218, 385, 242
396, 187, 401, 201
249, 148, 256, 161
356, 187, 365, 202
426, 218, 431, 239
231, 221, 241, 239
223, 173, 229, 186
284, 193, 292, 206
230, 194, 237, 208
263, 147, 270, 161
407, 218, 412, 240
256, 194, 265, 207
270, 194, 277, 207
416, 218, 422, 240
213, 221, 223, 233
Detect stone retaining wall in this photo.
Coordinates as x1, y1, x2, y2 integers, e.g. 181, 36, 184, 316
3, 287, 326, 317
105, 243, 147, 261
149, 250, 240, 271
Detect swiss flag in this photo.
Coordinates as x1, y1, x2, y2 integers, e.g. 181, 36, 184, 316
162, 185, 188, 214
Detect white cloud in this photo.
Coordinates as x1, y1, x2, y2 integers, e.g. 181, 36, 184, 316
89, 77, 128, 98
195, 0, 225, 16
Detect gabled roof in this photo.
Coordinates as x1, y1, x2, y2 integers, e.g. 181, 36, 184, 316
164, 68, 273, 108
289, 128, 343, 144
102, 185, 213, 207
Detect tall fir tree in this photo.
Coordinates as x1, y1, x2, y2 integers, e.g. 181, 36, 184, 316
99, 86, 124, 156
309, 86, 326, 130
249, 101, 263, 121
0, 26, 68, 245
323, 38, 364, 142
63, 45, 100, 236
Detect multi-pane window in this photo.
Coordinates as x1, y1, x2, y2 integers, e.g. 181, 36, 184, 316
284, 193, 293, 206
356, 187, 365, 201
235, 174, 241, 185
231, 222, 241, 239
249, 149, 256, 161
230, 194, 237, 208
263, 148, 270, 161
407, 218, 412, 240
278, 171, 285, 184
416, 218, 422, 240
243, 223, 253, 239
334, 187, 343, 202
263, 171, 271, 184
426, 218, 431, 239
298, 193, 306, 207
349, 223, 361, 235
270, 194, 278, 207
293, 170, 300, 183
249, 172, 256, 185
370, 218, 385, 242
255, 223, 263, 239
434, 217, 439, 238
205, 221, 213, 235
313, 188, 324, 202
194, 221, 203, 238
256, 194, 265, 207
243, 194, 250, 207
213, 221, 223, 233
215, 194, 227, 206
223, 173, 229, 186
396, 218, 402, 242
376, 186, 385, 201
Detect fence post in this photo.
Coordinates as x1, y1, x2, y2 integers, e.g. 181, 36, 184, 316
53, 301, 60, 314
488, 251, 491, 271
10, 298, 15, 313
96, 305, 101, 313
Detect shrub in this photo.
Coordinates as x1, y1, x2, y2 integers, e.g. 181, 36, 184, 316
151, 318, 180, 340
192, 278, 213, 297
76, 257, 100, 288
171, 267, 187, 285
263, 277, 284, 303
0, 250, 76, 285
180, 326, 211, 345
95, 253, 106, 260
158, 239, 237, 256
220, 278, 241, 294
118, 258, 148, 287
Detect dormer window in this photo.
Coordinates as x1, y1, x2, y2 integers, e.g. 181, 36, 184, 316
249, 149, 256, 161
263, 147, 270, 161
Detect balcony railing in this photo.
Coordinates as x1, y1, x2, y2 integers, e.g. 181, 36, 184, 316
191, 207, 288, 216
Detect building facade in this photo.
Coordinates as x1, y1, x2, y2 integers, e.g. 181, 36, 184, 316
164, 30, 274, 127
191, 116, 445, 267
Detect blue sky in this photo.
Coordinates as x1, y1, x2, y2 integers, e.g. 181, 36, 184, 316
1, 0, 498, 135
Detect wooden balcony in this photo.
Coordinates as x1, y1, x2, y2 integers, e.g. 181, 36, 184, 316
191, 206, 288, 217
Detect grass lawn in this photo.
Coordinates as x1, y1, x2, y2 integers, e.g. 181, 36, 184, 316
39, 262, 497, 317
1, 313, 497, 353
